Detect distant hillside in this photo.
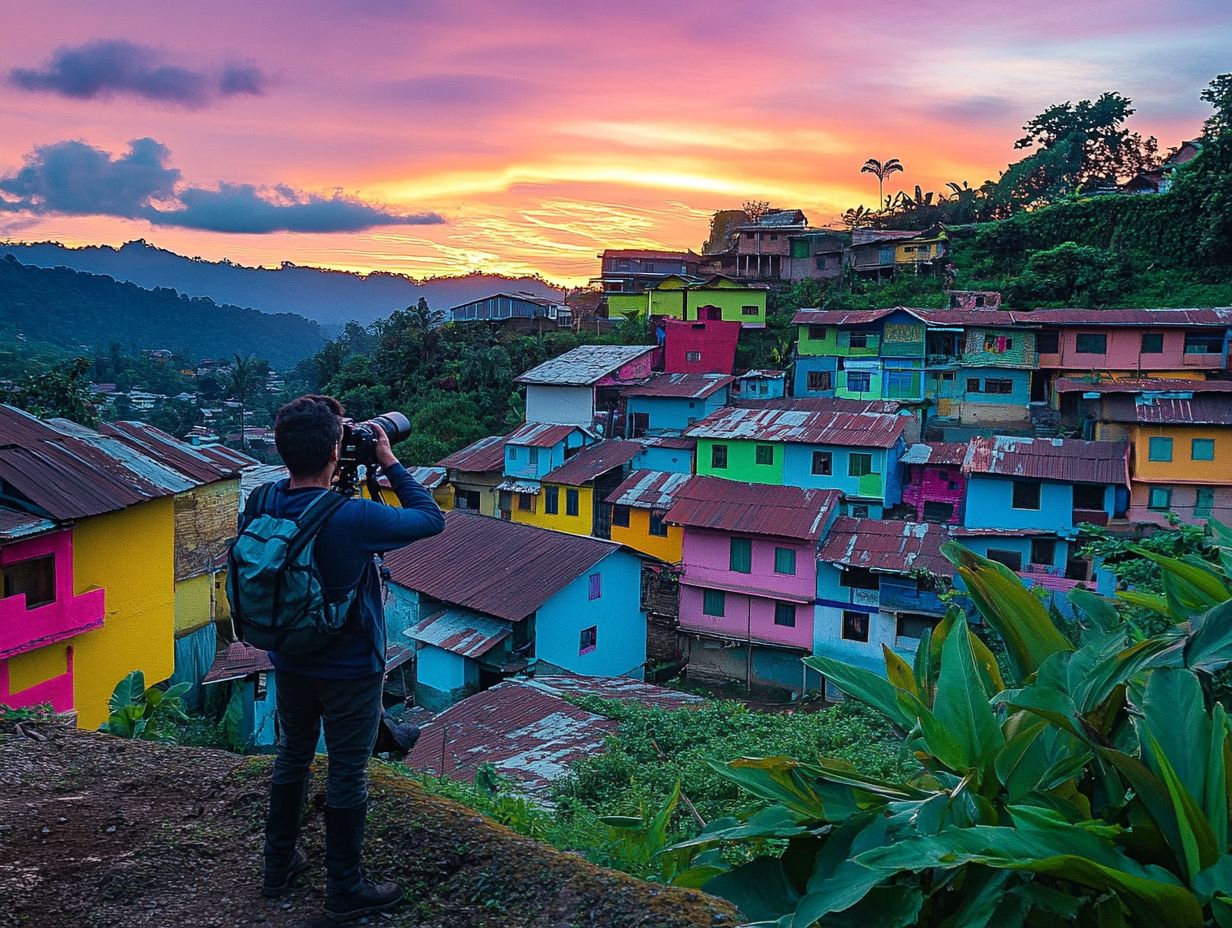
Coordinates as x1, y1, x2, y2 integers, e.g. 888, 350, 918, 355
0, 256, 325, 368
1, 240, 566, 327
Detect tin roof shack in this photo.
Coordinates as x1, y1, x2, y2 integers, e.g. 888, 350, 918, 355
201, 641, 276, 749
499, 422, 597, 520
623, 373, 734, 438
438, 433, 507, 517
516, 344, 660, 432
845, 227, 947, 280
630, 434, 696, 475
592, 248, 701, 294
959, 436, 1129, 591
785, 229, 848, 282
730, 369, 786, 401
0, 405, 182, 729
667, 476, 840, 695
727, 209, 809, 282
898, 441, 969, 524
449, 291, 567, 326
661, 316, 741, 375
385, 511, 647, 711
511, 440, 641, 540
814, 517, 953, 692
686, 405, 908, 518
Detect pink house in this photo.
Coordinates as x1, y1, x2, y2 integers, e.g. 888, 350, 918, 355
661, 315, 741, 375
1028, 309, 1232, 374
899, 442, 969, 524
0, 516, 106, 712
665, 476, 840, 694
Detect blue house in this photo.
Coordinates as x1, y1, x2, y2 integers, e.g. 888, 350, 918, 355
622, 373, 734, 437
731, 370, 787, 401
384, 511, 648, 711
631, 435, 696, 474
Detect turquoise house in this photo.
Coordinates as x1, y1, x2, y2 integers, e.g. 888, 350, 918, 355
503, 421, 595, 481
631, 435, 695, 474
622, 373, 734, 437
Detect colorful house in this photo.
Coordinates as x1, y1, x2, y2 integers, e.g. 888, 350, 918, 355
730, 370, 787, 401
449, 291, 566, 324
898, 441, 969, 524
438, 434, 507, 516
845, 227, 947, 278
730, 209, 809, 281
592, 248, 701, 294
630, 434, 695, 475
498, 422, 596, 519
785, 229, 848, 282
605, 470, 692, 563
813, 517, 953, 688
622, 373, 734, 437
686, 405, 908, 517
384, 511, 647, 710
619, 275, 769, 328
516, 344, 659, 432
510, 439, 641, 539
405, 466, 454, 511
667, 476, 840, 694
661, 315, 741, 375
0, 406, 179, 729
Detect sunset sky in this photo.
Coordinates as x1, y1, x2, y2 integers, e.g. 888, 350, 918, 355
1, 0, 1229, 285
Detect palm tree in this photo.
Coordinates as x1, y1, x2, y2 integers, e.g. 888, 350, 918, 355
860, 158, 904, 211
227, 353, 265, 451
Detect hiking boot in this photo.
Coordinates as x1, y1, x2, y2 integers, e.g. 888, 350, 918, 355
262, 779, 310, 898
324, 803, 403, 921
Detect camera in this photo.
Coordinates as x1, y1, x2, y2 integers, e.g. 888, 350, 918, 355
335, 411, 412, 496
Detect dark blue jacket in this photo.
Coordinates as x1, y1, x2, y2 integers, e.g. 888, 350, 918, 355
263, 464, 445, 679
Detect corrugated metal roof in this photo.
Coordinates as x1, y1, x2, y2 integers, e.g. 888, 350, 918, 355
406, 466, 448, 490
409, 607, 511, 658
734, 396, 903, 415
665, 475, 840, 541
437, 434, 506, 472
684, 406, 906, 449
0, 405, 184, 521
495, 479, 542, 494
601, 248, 700, 261
1054, 378, 1232, 394
791, 308, 899, 326
449, 291, 564, 311
531, 673, 703, 709
963, 436, 1129, 485
240, 464, 289, 504
384, 511, 621, 622
505, 421, 590, 448
817, 516, 953, 575
516, 345, 658, 386
621, 372, 734, 400
791, 307, 1019, 327
605, 469, 694, 510
202, 641, 272, 685
738, 370, 787, 380
900, 441, 969, 466
0, 507, 58, 542
1016, 308, 1232, 327
633, 434, 696, 451
1102, 395, 1232, 425
543, 440, 640, 486
100, 421, 246, 484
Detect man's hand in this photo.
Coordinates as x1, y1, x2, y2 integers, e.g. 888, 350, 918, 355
369, 422, 399, 470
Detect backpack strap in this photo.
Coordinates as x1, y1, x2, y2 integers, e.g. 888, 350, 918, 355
239, 482, 277, 531
284, 490, 349, 563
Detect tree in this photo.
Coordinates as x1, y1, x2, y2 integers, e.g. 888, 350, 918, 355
227, 354, 267, 450
860, 158, 903, 211
0, 357, 98, 426
1202, 72, 1232, 140
741, 200, 771, 223
1006, 241, 1131, 306
841, 205, 875, 230
1014, 92, 1157, 186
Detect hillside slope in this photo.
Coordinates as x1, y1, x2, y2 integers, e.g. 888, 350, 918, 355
0, 719, 737, 928
1, 241, 566, 326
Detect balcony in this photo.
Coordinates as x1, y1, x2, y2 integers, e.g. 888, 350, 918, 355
0, 586, 106, 660
1072, 508, 1109, 527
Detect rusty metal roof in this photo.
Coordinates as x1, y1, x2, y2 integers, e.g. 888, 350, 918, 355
0, 506, 58, 542
1102, 395, 1232, 425
1054, 378, 1232, 394
495, 478, 542, 494
601, 248, 700, 261
963, 436, 1129, 485
621, 373, 734, 400
665, 475, 840, 541
605, 470, 693, 510
506, 421, 591, 448
791, 306, 1018, 327
516, 345, 657, 386
409, 607, 511, 658
202, 641, 272, 685
684, 405, 906, 449
791, 308, 899, 326
406, 466, 448, 490
734, 396, 903, 415
100, 421, 247, 484
437, 434, 506, 472
0, 405, 185, 521
532, 673, 703, 709
633, 434, 696, 451
900, 442, 969, 466
543, 440, 640, 486
1016, 308, 1232, 327
818, 516, 953, 575
240, 463, 289, 504
383, 511, 622, 622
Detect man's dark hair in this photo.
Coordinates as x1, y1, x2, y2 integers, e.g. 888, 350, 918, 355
274, 394, 345, 477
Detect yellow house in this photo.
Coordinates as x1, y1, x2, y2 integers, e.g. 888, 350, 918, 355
0, 406, 181, 730
604, 469, 692, 563
510, 440, 642, 540
894, 228, 948, 266
437, 434, 508, 516
620, 275, 768, 328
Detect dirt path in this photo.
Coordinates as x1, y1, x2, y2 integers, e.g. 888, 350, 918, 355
0, 720, 738, 928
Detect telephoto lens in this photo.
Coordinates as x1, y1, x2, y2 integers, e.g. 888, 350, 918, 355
369, 412, 411, 445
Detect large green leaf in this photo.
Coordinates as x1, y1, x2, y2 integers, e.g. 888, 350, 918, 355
793, 813, 892, 924
703, 856, 800, 923
1141, 728, 1221, 879
108, 670, 146, 715
671, 805, 805, 850
1131, 546, 1231, 620
802, 655, 913, 729
943, 543, 1073, 681
713, 756, 863, 821
1184, 600, 1232, 674
882, 645, 919, 698
931, 616, 1005, 773
1116, 590, 1172, 618
1069, 587, 1123, 633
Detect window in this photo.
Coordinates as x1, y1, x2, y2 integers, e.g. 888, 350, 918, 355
588, 573, 601, 600
729, 537, 752, 573
983, 334, 1013, 351
774, 602, 797, 627
1030, 538, 1056, 566
1036, 330, 1059, 353
566, 488, 580, 517
897, 613, 938, 641
711, 444, 728, 469
528, 447, 540, 467
1075, 333, 1107, 354
629, 411, 649, 438
1148, 486, 1172, 510
808, 324, 827, 340
703, 589, 726, 616
848, 453, 873, 477
841, 611, 869, 642
1012, 480, 1041, 510
985, 379, 1014, 395
544, 486, 559, 515
850, 504, 870, 518
847, 371, 872, 392
741, 305, 760, 316
612, 504, 630, 528
1141, 332, 1164, 353
966, 378, 981, 393
1196, 486, 1215, 518
806, 370, 833, 392
1148, 436, 1174, 462
648, 511, 669, 537
974, 295, 986, 307
508, 446, 518, 460
1184, 332, 1223, 354
1, 555, 55, 608
456, 489, 481, 511
517, 492, 534, 511
840, 567, 879, 590
1073, 484, 1105, 510
755, 444, 774, 465
685, 350, 702, 362
812, 451, 833, 475
848, 331, 871, 349
774, 547, 796, 575
791, 239, 810, 258
579, 625, 598, 654
986, 549, 1023, 571
922, 501, 954, 522
1192, 438, 1215, 461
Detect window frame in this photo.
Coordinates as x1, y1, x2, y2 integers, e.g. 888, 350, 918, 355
579, 625, 598, 654
1192, 438, 1215, 461
773, 602, 797, 627
755, 443, 775, 466
773, 547, 797, 575
729, 537, 752, 574
648, 510, 669, 537
517, 492, 535, 512
806, 369, 833, 392
811, 450, 833, 475
846, 370, 872, 393
1141, 332, 1164, 353
1, 554, 56, 609
985, 548, 1023, 571
1148, 436, 1174, 462
841, 610, 870, 642
566, 488, 580, 517
1011, 480, 1042, 511
702, 588, 726, 617
710, 443, 728, 469
1075, 332, 1108, 354
543, 485, 560, 515
611, 504, 630, 528
1148, 486, 1172, 511
848, 452, 873, 478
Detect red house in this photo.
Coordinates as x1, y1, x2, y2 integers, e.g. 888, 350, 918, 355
662, 313, 740, 375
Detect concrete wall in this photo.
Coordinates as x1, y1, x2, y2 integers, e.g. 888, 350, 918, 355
632, 444, 694, 474
609, 507, 683, 563
1126, 481, 1232, 526
416, 645, 478, 711
524, 384, 595, 427
1038, 327, 1228, 371
964, 475, 1113, 534
512, 483, 594, 537
694, 437, 785, 485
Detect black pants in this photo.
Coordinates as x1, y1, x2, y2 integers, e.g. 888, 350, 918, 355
271, 670, 383, 809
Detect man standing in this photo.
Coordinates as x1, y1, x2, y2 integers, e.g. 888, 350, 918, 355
256, 395, 445, 921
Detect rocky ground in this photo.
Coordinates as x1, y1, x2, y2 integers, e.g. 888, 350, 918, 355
0, 718, 739, 928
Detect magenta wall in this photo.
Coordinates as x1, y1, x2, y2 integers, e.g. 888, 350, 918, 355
901, 465, 966, 524
597, 349, 662, 386
0, 646, 74, 713
663, 319, 740, 375
1038, 329, 1225, 371
0, 529, 105, 661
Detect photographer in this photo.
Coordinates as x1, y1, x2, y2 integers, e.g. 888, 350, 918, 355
256, 394, 444, 920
